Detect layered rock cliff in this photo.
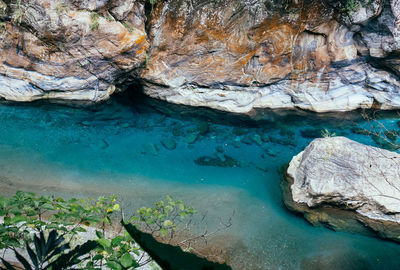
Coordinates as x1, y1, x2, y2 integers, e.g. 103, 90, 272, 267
0, 0, 148, 102
283, 137, 400, 241
143, 0, 400, 113
1, 0, 400, 112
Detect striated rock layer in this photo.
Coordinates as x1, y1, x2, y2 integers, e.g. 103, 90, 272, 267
283, 136, 400, 241
0, 0, 148, 102
143, 0, 400, 113
2, 0, 400, 110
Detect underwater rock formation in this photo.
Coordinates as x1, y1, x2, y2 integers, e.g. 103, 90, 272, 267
283, 136, 400, 241
195, 154, 240, 168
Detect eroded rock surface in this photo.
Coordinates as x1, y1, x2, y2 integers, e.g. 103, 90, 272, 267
2, 0, 400, 110
283, 136, 400, 241
142, 0, 400, 113
0, 0, 148, 102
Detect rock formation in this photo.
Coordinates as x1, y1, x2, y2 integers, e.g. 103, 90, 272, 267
2, 0, 400, 112
142, 0, 400, 113
283, 136, 400, 241
0, 0, 148, 102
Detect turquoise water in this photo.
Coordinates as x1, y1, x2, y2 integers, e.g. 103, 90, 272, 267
0, 93, 400, 269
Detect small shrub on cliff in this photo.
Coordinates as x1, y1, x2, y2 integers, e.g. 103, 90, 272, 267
90, 12, 100, 31
55, 2, 69, 15
11, 2, 24, 25
122, 21, 134, 33
341, 0, 374, 14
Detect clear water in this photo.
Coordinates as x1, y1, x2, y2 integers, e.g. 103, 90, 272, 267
0, 93, 400, 270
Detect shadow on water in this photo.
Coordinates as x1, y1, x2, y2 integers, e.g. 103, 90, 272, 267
115, 88, 369, 127
123, 222, 232, 270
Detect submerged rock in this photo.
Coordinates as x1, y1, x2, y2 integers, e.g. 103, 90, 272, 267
185, 132, 199, 144
197, 122, 210, 135
160, 138, 177, 150
172, 125, 183, 137
81, 121, 91, 127
283, 137, 400, 241
141, 143, 158, 155
262, 147, 277, 157
194, 154, 240, 168
92, 139, 109, 150
250, 134, 263, 146
119, 123, 130, 128
240, 136, 253, 145
216, 146, 224, 153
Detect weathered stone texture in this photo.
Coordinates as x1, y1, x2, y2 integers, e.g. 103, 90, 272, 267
0, 0, 148, 102
141, 0, 400, 113
284, 137, 400, 241
2, 0, 400, 110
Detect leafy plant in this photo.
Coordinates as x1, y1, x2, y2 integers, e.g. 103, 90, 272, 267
87, 230, 143, 270
0, 191, 119, 249
341, 0, 374, 15
0, 230, 98, 270
106, 14, 115, 22
90, 12, 100, 31
11, 0, 24, 25
131, 195, 196, 238
321, 128, 336, 138
0, 192, 223, 270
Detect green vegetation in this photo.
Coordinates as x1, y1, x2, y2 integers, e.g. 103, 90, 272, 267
55, 2, 69, 15
342, 0, 374, 15
90, 12, 100, 31
0, 191, 119, 249
1, 230, 98, 270
0, 191, 198, 270
12, 0, 24, 25
106, 14, 115, 22
122, 22, 134, 33
0, 0, 6, 14
132, 195, 196, 238
321, 128, 336, 138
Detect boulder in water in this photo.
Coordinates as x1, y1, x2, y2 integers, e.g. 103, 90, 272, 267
283, 137, 400, 241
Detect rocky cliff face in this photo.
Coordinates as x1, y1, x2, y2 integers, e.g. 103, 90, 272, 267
0, 0, 148, 102
143, 0, 400, 113
1, 0, 400, 112
283, 136, 400, 241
